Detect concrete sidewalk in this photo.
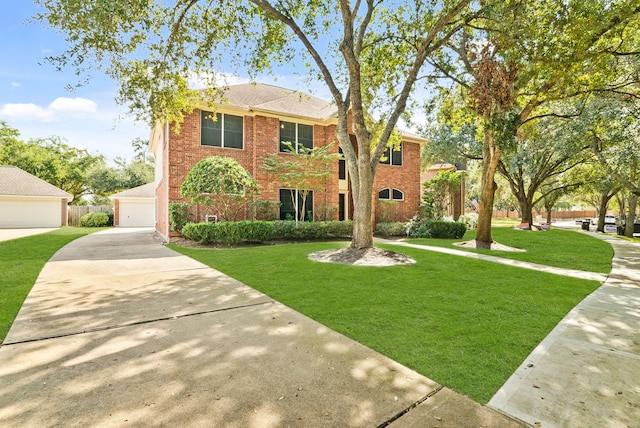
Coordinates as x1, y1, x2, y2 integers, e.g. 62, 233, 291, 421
0, 228, 523, 427
488, 234, 640, 427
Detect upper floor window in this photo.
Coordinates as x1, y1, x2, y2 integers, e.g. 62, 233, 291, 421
378, 188, 404, 201
201, 111, 244, 149
338, 148, 346, 180
380, 144, 402, 166
280, 121, 313, 153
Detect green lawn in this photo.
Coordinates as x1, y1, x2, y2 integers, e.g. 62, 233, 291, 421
170, 233, 606, 403
0, 227, 104, 342
407, 227, 613, 274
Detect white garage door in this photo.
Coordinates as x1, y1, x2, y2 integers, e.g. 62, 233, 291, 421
0, 198, 62, 228
119, 199, 155, 227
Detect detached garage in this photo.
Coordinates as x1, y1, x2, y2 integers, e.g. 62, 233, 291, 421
0, 166, 71, 228
109, 183, 156, 227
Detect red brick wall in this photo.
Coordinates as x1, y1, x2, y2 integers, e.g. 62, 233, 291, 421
60, 199, 68, 226
162, 109, 422, 230
113, 200, 120, 227
373, 142, 422, 222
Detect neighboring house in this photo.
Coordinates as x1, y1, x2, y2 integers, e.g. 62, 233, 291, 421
109, 183, 156, 227
0, 165, 71, 228
421, 163, 466, 221
149, 83, 425, 240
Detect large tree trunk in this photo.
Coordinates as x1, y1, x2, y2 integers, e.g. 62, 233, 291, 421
476, 129, 501, 248
625, 194, 638, 237
350, 155, 374, 249
596, 193, 610, 233
518, 199, 534, 228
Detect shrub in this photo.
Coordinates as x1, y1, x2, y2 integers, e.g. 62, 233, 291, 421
409, 219, 432, 238
182, 221, 275, 245
272, 221, 301, 240
169, 202, 194, 232
250, 200, 280, 221
427, 220, 467, 239
375, 222, 408, 238
325, 220, 353, 238
79, 211, 111, 227
458, 213, 479, 229
316, 205, 338, 221
235, 221, 276, 242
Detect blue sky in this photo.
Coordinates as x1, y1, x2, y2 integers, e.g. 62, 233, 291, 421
0, 3, 156, 163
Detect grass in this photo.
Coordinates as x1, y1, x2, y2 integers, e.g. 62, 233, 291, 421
170, 234, 605, 403
407, 227, 613, 274
0, 227, 104, 343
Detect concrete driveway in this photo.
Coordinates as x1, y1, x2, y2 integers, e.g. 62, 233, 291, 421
0, 228, 521, 427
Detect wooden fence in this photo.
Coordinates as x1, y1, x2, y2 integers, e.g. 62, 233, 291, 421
68, 205, 112, 227
492, 210, 597, 220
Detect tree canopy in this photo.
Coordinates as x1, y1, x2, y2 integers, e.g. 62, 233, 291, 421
180, 156, 259, 221
36, 0, 481, 249
0, 122, 104, 203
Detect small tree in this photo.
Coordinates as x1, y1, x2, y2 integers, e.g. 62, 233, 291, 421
421, 170, 463, 220
261, 142, 340, 222
180, 156, 259, 221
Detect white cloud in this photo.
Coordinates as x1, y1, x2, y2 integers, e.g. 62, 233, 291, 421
49, 97, 98, 113
11, 82, 21, 88
0, 97, 99, 122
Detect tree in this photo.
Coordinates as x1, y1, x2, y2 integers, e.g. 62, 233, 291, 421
583, 94, 640, 236
261, 142, 340, 222
496, 117, 591, 227
88, 156, 154, 203
37, 0, 480, 250
421, 170, 463, 220
180, 156, 259, 221
429, 0, 640, 247
0, 123, 104, 203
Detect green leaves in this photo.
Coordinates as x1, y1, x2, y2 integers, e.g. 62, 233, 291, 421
0, 124, 105, 203
180, 156, 259, 205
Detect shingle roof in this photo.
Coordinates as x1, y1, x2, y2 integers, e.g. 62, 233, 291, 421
206, 83, 338, 121
109, 182, 155, 199
0, 166, 72, 198
204, 83, 425, 143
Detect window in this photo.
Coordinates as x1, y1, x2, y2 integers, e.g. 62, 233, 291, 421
280, 121, 314, 153
201, 111, 244, 149
279, 189, 314, 221
378, 188, 404, 201
380, 144, 402, 166
338, 148, 346, 180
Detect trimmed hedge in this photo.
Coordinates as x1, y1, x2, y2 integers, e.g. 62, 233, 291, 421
426, 220, 467, 239
181, 220, 353, 244
79, 211, 112, 227
374, 222, 408, 238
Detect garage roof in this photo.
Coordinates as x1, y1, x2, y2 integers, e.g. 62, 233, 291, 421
0, 166, 72, 198
109, 182, 155, 199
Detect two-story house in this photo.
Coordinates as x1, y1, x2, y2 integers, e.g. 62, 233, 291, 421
149, 83, 425, 240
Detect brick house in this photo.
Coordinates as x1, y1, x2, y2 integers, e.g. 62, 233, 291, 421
149, 83, 425, 240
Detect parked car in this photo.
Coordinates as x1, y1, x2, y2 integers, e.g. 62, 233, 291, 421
604, 215, 617, 225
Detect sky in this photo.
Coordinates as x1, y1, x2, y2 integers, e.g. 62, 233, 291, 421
0, 3, 161, 163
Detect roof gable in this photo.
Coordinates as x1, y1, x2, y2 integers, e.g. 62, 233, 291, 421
205, 83, 338, 122
0, 166, 72, 198
109, 182, 155, 199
